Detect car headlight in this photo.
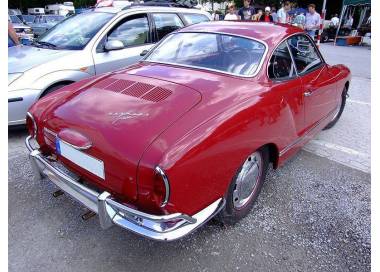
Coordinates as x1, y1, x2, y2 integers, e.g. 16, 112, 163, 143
24, 28, 32, 34
8, 73, 23, 86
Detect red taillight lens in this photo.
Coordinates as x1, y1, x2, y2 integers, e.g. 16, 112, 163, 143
26, 112, 37, 138
153, 166, 170, 207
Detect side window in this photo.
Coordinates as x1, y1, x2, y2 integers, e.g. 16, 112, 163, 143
107, 14, 150, 48
152, 13, 184, 41
287, 35, 323, 74
268, 41, 296, 80
182, 13, 209, 25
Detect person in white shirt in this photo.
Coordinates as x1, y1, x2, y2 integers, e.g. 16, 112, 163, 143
330, 14, 339, 27
224, 3, 240, 20
277, 1, 291, 23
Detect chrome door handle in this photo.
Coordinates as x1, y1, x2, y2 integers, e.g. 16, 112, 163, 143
304, 91, 312, 97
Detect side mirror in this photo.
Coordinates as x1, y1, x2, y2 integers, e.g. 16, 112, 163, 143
104, 40, 124, 52
140, 49, 149, 56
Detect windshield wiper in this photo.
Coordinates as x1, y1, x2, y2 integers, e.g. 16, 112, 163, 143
32, 41, 58, 49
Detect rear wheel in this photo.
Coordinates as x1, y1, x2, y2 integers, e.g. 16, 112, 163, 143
218, 147, 269, 224
323, 86, 347, 130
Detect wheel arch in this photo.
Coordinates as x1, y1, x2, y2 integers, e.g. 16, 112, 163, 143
39, 80, 76, 98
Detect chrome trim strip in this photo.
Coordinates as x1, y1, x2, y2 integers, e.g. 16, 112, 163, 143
279, 106, 338, 157
142, 31, 269, 78
155, 166, 170, 207
43, 127, 57, 137
58, 137, 93, 151
26, 112, 37, 139
25, 136, 224, 241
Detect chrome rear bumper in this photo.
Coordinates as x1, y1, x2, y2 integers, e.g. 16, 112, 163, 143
25, 136, 224, 241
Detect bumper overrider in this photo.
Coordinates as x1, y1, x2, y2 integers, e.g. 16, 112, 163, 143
26, 136, 225, 241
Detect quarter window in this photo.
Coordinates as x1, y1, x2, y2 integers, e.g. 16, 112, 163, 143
287, 35, 323, 74
182, 13, 209, 25
108, 14, 149, 47
268, 41, 296, 80
152, 13, 184, 41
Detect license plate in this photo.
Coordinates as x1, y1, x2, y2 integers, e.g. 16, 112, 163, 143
56, 139, 105, 180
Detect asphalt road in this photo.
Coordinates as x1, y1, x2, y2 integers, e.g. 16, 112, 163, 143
8, 44, 371, 272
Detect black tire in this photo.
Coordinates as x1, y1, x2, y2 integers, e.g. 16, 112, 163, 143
323, 86, 347, 130
41, 84, 68, 98
218, 146, 269, 225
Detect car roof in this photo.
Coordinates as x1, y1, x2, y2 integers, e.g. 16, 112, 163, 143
178, 21, 304, 47
93, 6, 210, 16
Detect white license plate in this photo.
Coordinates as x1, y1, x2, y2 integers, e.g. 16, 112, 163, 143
56, 139, 105, 180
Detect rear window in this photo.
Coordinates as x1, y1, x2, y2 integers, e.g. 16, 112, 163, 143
146, 32, 266, 76
182, 13, 209, 25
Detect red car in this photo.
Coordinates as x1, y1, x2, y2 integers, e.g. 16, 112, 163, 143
26, 22, 351, 241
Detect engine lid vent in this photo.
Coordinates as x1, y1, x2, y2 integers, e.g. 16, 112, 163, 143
141, 87, 172, 102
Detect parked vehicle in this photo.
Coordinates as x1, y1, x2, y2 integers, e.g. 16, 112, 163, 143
17, 15, 36, 25
26, 22, 351, 241
45, 2, 75, 17
8, 6, 211, 126
28, 8, 45, 15
28, 15, 65, 37
8, 15, 34, 42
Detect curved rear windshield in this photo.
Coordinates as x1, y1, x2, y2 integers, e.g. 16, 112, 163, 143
145, 32, 266, 76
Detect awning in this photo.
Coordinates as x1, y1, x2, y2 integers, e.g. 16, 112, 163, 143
343, 0, 370, 6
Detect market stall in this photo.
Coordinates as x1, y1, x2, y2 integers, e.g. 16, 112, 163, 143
334, 0, 371, 46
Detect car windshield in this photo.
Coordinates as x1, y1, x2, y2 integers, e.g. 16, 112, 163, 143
37, 12, 114, 50
22, 15, 36, 23
10, 15, 22, 24
145, 32, 266, 76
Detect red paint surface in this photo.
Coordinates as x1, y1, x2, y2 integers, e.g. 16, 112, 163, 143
28, 22, 351, 216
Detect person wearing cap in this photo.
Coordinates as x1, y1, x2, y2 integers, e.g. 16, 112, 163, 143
259, 7, 274, 22
238, 0, 255, 21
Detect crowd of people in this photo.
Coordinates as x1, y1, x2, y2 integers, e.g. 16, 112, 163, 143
216, 1, 341, 38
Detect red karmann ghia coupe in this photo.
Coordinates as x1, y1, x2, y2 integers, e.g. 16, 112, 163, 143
26, 22, 351, 241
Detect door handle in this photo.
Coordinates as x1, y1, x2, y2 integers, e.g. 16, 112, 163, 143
304, 91, 313, 97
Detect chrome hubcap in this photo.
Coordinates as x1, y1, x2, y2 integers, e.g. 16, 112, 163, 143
233, 152, 262, 209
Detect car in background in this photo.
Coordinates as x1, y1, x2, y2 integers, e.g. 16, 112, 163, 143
28, 15, 66, 37
8, 6, 211, 126
9, 15, 34, 42
17, 15, 36, 25
25, 22, 351, 241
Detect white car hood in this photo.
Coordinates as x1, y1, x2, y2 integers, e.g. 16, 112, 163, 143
8, 46, 74, 73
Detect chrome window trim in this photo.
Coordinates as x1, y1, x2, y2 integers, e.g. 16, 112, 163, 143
155, 166, 170, 207
142, 31, 269, 78
266, 32, 327, 82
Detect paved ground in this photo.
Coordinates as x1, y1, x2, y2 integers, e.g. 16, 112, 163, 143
304, 44, 371, 173
8, 43, 371, 272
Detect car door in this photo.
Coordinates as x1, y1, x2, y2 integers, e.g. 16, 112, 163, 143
150, 13, 184, 43
287, 34, 338, 131
92, 13, 154, 75
268, 40, 305, 136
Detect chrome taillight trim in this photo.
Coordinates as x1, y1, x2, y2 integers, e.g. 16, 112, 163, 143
155, 166, 170, 207
26, 112, 37, 139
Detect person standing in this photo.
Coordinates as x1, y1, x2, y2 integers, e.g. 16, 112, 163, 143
238, 0, 255, 21
8, 16, 19, 47
330, 14, 340, 27
305, 4, 321, 38
277, 1, 291, 23
271, 6, 278, 22
259, 7, 274, 22
225, 3, 240, 20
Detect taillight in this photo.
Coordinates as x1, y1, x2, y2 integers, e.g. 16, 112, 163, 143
154, 166, 170, 207
26, 112, 37, 138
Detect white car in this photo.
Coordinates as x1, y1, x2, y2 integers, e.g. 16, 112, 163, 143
8, 6, 211, 125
